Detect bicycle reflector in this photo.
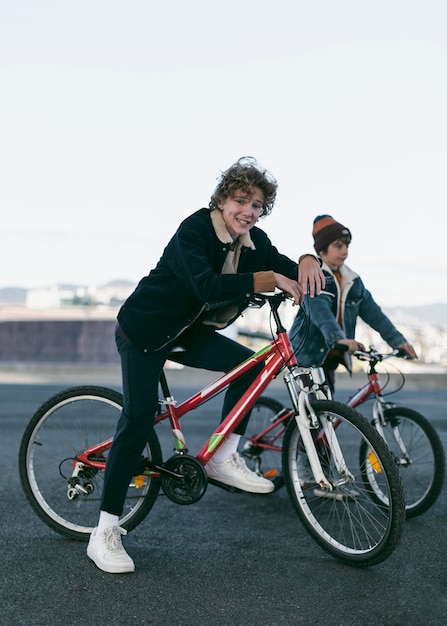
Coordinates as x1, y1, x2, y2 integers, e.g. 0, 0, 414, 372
368, 450, 382, 473
133, 475, 145, 488
263, 469, 279, 478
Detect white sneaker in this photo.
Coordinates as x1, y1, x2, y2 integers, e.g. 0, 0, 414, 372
87, 526, 135, 574
206, 452, 274, 493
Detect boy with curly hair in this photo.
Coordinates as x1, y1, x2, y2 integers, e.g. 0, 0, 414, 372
87, 157, 325, 573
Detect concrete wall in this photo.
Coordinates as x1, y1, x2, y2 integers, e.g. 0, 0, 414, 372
1, 320, 446, 392
0, 320, 118, 363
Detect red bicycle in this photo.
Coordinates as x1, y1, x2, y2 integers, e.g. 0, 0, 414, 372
19, 293, 405, 566
240, 346, 445, 518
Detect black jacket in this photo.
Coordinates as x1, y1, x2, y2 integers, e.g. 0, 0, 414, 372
118, 208, 298, 351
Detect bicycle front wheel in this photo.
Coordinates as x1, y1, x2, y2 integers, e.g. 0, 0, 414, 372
19, 386, 162, 541
360, 406, 445, 518
283, 400, 405, 567
239, 396, 289, 491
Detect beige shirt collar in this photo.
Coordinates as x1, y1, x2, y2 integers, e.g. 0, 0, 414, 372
210, 209, 256, 250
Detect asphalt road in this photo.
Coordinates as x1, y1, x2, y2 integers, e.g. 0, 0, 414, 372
1, 375, 446, 626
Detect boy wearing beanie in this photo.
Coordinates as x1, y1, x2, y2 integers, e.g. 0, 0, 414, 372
289, 215, 417, 393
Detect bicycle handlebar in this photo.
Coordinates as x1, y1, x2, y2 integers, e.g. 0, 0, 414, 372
354, 347, 411, 362
204, 291, 289, 313
249, 291, 290, 307
333, 343, 412, 362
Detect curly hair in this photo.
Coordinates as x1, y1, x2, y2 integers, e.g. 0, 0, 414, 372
208, 156, 277, 217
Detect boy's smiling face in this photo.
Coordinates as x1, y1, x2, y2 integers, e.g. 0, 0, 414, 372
217, 187, 263, 239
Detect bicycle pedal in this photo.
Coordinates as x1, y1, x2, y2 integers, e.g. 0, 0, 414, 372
206, 477, 241, 493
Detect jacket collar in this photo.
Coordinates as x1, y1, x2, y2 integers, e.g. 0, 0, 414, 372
210, 209, 256, 250
322, 262, 358, 283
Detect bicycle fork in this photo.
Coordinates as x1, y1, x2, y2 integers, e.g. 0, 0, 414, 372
285, 370, 353, 491
373, 400, 411, 467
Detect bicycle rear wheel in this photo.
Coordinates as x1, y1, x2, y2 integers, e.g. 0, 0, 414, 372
19, 386, 162, 541
360, 406, 445, 518
239, 396, 289, 491
283, 400, 405, 567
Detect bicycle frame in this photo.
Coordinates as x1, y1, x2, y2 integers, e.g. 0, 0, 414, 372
243, 353, 400, 458
75, 292, 345, 492
75, 295, 300, 478
346, 359, 412, 463
74, 292, 362, 497
246, 339, 426, 492
242, 344, 446, 521
346, 372, 381, 411
313, 373, 382, 449
156, 300, 344, 491
158, 329, 297, 467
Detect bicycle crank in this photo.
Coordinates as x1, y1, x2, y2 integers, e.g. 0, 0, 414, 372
161, 454, 208, 504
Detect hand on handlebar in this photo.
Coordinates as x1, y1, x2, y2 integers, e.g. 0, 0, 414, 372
273, 273, 304, 306
298, 256, 326, 298
396, 343, 418, 360
335, 339, 366, 354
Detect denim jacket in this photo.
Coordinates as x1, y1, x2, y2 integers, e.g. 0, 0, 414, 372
289, 262, 408, 371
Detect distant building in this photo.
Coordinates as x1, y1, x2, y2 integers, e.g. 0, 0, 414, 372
25, 282, 133, 309
0, 283, 446, 370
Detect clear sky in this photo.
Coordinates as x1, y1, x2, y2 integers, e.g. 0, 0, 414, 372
1, 0, 446, 307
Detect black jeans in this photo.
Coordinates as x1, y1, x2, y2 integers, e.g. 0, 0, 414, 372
101, 324, 263, 515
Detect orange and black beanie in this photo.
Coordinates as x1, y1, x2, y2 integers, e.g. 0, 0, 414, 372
312, 215, 352, 254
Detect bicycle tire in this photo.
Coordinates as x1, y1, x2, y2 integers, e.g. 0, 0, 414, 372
360, 406, 445, 518
282, 399, 405, 567
238, 396, 289, 491
18, 386, 162, 541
